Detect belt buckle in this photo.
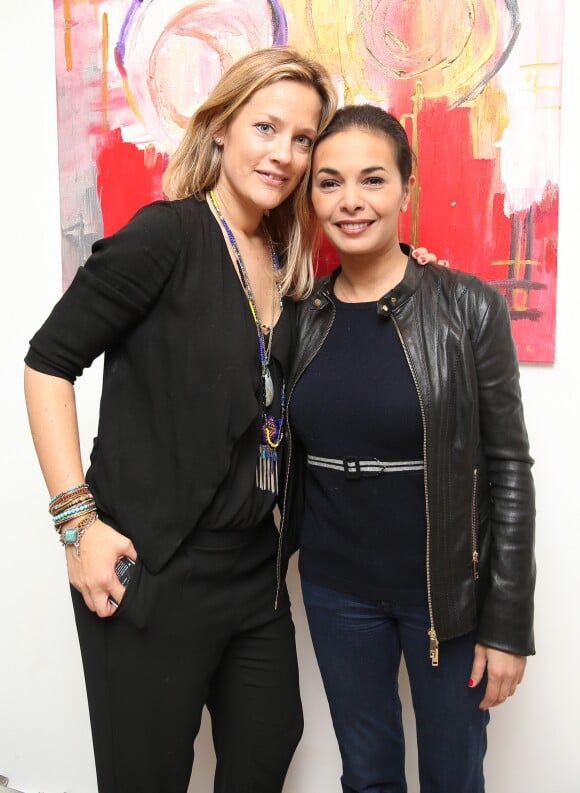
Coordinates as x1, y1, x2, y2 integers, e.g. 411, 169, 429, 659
343, 456, 361, 480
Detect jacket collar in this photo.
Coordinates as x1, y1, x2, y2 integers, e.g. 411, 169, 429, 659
308, 244, 427, 317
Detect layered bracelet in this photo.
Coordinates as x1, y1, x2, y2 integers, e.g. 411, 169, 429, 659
49, 483, 98, 555
58, 512, 98, 555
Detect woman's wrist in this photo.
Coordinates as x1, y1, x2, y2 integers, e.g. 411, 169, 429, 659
49, 482, 98, 554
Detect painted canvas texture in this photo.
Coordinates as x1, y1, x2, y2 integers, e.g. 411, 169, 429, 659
53, 0, 562, 362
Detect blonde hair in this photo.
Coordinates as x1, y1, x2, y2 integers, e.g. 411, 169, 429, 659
162, 47, 337, 298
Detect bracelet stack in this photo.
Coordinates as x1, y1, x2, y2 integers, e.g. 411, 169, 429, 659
49, 484, 98, 555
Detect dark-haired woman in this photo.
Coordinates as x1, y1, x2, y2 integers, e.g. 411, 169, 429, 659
283, 104, 536, 793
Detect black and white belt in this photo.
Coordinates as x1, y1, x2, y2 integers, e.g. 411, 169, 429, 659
306, 454, 424, 480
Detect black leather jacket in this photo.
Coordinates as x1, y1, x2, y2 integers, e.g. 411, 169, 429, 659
279, 257, 535, 663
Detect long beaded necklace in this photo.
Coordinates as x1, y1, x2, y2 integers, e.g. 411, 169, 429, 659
209, 189, 285, 493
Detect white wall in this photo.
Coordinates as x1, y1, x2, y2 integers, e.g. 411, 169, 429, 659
1, 2, 579, 791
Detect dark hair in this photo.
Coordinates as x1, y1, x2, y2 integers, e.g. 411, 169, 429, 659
312, 104, 414, 183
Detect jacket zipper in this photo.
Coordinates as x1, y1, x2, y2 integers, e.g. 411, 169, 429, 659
471, 467, 479, 580
275, 293, 336, 609
392, 316, 439, 667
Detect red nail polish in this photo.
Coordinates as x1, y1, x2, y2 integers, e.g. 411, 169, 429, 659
468, 678, 475, 687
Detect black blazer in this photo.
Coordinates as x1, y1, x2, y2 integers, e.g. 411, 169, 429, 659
27, 197, 290, 572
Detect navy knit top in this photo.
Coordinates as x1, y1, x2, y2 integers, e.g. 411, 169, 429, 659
290, 294, 427, 605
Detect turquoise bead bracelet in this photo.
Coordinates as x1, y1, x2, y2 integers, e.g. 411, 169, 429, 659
52, 501, 95, 526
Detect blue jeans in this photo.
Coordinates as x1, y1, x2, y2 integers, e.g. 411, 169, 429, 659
302, 579, 489, 793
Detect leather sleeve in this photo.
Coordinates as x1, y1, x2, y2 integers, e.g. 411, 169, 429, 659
470, 286, 536, 655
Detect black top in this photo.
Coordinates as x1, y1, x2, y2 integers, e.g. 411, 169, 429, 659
26, 196, 294, 572
290, 294, 427, 604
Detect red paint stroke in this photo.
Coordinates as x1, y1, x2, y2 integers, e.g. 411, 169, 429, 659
96, 128, 167, 236
315, 98, 557, 362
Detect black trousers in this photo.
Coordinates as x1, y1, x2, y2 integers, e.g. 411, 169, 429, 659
71, 518, 303, 793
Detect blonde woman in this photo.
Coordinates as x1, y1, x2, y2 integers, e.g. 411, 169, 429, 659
25, 47, 337, 793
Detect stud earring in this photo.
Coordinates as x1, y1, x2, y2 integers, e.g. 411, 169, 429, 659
214, 137, 223, 145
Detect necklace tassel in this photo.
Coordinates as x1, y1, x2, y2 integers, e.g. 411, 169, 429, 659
257, 445, 278, 494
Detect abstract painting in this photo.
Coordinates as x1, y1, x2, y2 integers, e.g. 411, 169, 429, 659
53, 0, 563, 362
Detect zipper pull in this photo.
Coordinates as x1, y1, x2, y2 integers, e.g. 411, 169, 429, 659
472, 550, 479, 580
428, 628, 439, 667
